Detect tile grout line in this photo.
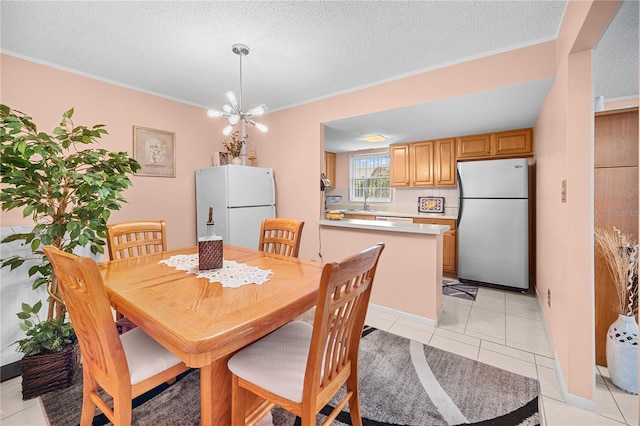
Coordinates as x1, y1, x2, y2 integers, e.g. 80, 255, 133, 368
598, 374, 634, 426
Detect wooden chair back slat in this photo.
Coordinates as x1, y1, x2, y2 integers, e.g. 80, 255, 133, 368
258, 218, 304, 258
106, 220, 167, 332
106, 220, 167, 260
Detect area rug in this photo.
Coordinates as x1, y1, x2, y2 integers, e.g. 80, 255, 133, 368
41, 327, 539, 425
443, 277, 479, 301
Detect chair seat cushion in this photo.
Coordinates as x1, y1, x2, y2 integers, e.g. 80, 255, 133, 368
120, 327, 183, 385
228, 320, 312, 403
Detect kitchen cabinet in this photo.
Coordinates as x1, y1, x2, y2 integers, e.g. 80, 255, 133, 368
457, 128, 533, 161
594, 107, 638, 367
413, 217, 457, 275
456, 133, 492, 160
594, 108, 638, 168
324, 151, 336, 188
389, 144, 410, 187
389, 139, 456, 188
411, 141, 434, 186
434, 139, 456, 186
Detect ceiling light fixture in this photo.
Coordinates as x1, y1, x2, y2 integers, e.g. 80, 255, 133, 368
207, 44, 268, 136
360, 134, 387, 143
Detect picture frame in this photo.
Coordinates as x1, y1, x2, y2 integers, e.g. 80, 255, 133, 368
213, 151, 229, 166
133, 126, 176, 177
418, 196, 445, 214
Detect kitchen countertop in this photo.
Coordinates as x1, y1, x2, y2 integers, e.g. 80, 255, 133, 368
329, 209, 458, 220
326, 203, 458, 220
318, 218, 450, 235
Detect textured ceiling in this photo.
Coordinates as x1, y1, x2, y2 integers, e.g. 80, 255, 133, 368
1, 1, 637, 153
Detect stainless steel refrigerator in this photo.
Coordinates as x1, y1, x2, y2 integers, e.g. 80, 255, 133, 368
195, 165, 276, 249
457, 158, 529, 290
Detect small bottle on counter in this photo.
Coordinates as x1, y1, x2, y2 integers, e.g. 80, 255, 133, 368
199, 206, 223, 269
205, 206, 215, 237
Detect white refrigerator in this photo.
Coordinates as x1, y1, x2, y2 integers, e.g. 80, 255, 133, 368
457, 158, 529, 290
195, 165, 276, 250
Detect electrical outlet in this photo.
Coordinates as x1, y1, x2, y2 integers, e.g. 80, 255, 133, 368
547, 288, 551, 308
561, 180, 567, 203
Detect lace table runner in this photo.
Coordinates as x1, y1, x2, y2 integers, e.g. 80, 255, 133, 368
159, 254, 273, 288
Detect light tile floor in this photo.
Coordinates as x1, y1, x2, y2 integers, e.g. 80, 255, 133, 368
0, 286, 637, 425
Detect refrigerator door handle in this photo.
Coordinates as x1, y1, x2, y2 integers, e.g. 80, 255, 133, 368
457, 168, 463, 225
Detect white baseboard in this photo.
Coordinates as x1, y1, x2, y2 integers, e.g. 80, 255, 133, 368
534, 286, 596, 412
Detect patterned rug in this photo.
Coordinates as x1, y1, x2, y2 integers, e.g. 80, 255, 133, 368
41, 328, 539, 425
443, 277, 479, 301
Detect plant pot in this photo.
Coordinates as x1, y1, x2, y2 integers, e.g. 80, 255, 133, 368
231, 156, 242, 165
606, 314, 638, 394
21, 343, 80, 400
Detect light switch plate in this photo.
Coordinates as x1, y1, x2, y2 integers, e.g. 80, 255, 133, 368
561, 180, 567, 203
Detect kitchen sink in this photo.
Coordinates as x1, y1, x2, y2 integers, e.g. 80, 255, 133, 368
345, 209, 379, 213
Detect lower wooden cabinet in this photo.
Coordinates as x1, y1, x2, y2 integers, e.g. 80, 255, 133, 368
413, 217, 457, 275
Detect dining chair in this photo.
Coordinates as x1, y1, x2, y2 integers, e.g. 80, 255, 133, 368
106, 220, 167, 331
258, 218, 305, 258
106, 220, 167, 260
43, 246, 189, 426
228, 242, 385, 426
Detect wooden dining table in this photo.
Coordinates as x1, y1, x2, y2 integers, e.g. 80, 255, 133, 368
98, 245, 324, 425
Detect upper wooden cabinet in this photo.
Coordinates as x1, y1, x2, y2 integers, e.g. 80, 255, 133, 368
456, 133, 491, 159
390, 138, 456, 188
594, 107, 638, 167
389, 144, 411, 187
434, 139, 456, 186
323, 151, 336, 188
457, 128, 533, 161
410, 141, 434, 186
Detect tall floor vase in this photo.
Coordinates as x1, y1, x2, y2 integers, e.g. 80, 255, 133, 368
606, 314, 638, 394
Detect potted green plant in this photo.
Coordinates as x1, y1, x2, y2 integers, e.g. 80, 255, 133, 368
13, 300, 79, 399
0, 104, 141, 320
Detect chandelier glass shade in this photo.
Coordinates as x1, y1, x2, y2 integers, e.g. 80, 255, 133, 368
207, 44, 268, 136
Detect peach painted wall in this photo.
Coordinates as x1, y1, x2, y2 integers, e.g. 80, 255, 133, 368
320, 227, 443, 322
534, 0, 623, 407
605, 98, 639, 110
1, 54, 229, 253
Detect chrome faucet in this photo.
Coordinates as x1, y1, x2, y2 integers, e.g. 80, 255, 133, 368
363, 189, 369, 211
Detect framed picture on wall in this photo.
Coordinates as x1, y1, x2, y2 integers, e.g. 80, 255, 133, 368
133, 126, 176, 177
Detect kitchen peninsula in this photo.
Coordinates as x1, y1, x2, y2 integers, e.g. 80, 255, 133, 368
318, 218, 449, 325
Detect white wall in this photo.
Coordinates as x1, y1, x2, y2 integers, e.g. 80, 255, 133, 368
1, 226, 48, 366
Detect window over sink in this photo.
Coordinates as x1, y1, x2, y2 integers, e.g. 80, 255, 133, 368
349, 152, 391, 202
